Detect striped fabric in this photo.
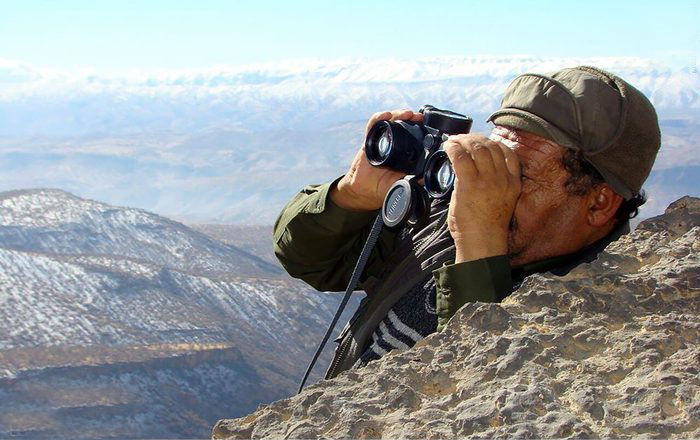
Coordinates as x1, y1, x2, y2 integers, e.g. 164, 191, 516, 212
353, 274, 437, 368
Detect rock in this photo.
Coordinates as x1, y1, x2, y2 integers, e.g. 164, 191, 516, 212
212, 197, 700, 439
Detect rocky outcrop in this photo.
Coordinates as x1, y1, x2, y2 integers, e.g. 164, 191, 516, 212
213, 196, 700, 439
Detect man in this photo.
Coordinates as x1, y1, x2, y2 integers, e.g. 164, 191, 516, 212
273, 66, 661, 379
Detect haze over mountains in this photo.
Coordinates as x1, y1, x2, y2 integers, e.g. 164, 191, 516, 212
0, 55, 697, 223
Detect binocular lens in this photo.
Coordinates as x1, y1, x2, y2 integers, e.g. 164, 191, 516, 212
365, 120, 423, 173
366, 123, 394, 166
424, 151, 454, 199
437, 160, 453, 190
377, 129, 392, 160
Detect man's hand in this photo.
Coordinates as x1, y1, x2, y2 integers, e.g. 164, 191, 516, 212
330, 109, 423, 211
443, 134, 521, 263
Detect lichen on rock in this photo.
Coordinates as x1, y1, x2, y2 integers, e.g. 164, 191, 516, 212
213, 197, 700, 439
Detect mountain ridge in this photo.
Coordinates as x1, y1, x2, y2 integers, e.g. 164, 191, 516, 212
0, 187, 281, 278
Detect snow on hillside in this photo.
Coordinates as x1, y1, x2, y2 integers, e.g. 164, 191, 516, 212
0, 187, 357, 363
0, 244, 327, 351
0, 189, 280, 277
0, 188, 361, 439
0, 187, 348, 351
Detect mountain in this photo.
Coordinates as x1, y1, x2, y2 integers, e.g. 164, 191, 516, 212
0, 56, 698, 224
1, 57, 697, 136
0, 189, 361, 438
0, 189, 280, 279
214, 197, 700, 440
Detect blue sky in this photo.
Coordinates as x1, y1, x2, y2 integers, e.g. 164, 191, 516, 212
0, 0, 697, 72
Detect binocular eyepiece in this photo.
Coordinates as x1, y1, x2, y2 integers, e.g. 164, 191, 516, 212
364, 105, 472, 229
365, 105, 472, 199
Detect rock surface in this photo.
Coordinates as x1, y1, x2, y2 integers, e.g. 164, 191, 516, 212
213, 196, 700, 439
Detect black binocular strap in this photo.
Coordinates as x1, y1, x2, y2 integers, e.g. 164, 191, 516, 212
297, 213, 384, 394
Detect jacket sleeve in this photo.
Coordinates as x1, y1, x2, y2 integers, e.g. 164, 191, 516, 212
432, 255, 512, 332
273, 178, 399, 292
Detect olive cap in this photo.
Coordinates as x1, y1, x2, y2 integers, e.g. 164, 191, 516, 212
487, 66, 661, 199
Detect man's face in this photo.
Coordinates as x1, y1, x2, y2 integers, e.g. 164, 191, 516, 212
489, 125, 590, 266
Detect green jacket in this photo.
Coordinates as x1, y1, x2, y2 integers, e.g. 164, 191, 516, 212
273, 179, 628, 378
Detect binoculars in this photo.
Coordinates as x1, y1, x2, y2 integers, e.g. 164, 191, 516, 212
364, 105, 472, 228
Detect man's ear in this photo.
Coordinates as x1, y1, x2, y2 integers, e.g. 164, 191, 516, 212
587, 184, 623, 227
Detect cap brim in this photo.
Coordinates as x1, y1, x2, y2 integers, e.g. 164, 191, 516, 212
487, 108, 579, 151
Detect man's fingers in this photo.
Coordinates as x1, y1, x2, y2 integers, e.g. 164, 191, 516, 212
366, 111, 392, 132
389, 109, 412, 121
445, 135, 497, 177
408, 112, 424, 123
389, 109, 424, 123
469, 143, 497, 176
485, 142, 508, 177
444, 134, 523, 192
443, 141, 479, 186
366, 109, 423, 133
444, 140, 478, 184
499, 143, 521, 178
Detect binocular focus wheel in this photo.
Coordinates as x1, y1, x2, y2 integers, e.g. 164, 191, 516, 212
407, 186, 430, 229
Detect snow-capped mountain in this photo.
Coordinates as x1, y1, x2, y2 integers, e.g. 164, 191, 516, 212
1, 56, 697, 136
0, 56, 697, 223
0, 189, 361, 438
0, 188, 279, 278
